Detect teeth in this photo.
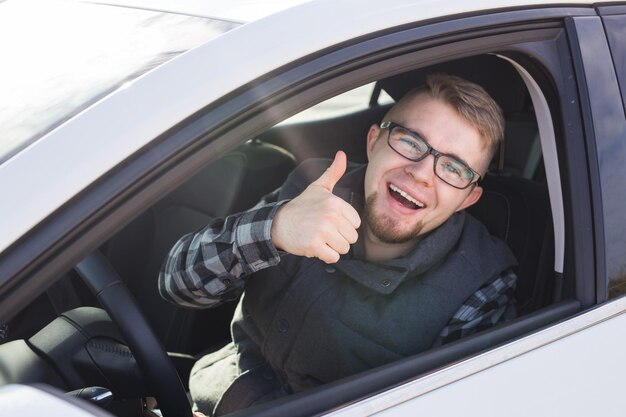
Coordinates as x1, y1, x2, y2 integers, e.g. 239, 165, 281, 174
389, 184, 424, 208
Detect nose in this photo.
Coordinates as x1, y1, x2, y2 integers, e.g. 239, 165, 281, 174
404, 155, 435, 187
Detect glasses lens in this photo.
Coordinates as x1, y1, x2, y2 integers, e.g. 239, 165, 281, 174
435, 155, 474, 188
389, 126, 429, 160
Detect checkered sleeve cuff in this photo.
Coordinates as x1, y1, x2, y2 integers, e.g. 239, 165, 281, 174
235, 201, 287, 273
434, 268, 518, 346
158, 200, 289, 308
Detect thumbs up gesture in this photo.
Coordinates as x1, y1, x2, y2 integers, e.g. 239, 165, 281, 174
271, 151, 361, 264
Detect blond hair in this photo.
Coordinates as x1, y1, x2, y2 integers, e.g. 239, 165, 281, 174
388, 73, 504, 161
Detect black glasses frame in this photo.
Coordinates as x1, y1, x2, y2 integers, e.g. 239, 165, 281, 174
380, 121, 481, 189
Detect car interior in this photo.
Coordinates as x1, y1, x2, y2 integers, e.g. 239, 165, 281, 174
0, 53, 568, 415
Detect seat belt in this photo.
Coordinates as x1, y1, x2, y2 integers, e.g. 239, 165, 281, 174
523, 132, 542, 179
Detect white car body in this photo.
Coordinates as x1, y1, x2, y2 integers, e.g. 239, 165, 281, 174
1, 0, 625, 416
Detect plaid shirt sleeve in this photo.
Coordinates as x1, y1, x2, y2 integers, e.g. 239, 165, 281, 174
158, 196, 288, 309
433, 267, 518, 346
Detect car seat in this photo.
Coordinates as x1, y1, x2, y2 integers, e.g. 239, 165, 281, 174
103, 139, 297, 353
466, 174, 554, 315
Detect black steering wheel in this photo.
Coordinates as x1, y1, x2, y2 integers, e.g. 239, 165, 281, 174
75, 251, 192, 417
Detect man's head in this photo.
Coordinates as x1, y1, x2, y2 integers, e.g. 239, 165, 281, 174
362, 73, 504, 247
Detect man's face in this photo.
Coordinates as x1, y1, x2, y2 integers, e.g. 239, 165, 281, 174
363, 93, 488, 244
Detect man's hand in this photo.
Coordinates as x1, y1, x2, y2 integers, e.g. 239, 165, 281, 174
271, 151, 361, 263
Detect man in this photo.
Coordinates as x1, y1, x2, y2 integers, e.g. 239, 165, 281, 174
159, 74, 517, 416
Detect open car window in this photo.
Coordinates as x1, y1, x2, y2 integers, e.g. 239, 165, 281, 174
3, 54, 570, 412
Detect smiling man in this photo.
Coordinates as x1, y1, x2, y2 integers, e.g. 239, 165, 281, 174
159, 74, 517, 416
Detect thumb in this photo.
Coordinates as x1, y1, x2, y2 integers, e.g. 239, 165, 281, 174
312, 151, 347, 192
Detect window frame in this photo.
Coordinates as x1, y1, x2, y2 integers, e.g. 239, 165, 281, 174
565, 14, 626, 303
590, 7, 626, 299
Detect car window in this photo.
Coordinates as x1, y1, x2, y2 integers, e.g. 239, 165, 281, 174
100, 50, 565, 415
0, 0, 238, 165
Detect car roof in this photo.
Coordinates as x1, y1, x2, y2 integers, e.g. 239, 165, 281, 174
0, 0, 614, 256
83, 0, 313, 24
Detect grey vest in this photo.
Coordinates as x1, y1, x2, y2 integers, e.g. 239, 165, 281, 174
190, 160, 517, 416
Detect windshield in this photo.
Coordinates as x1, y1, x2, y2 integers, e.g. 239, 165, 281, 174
0, 0, 239, 164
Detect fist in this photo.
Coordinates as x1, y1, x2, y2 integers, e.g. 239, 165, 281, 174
271, 151, 361, 263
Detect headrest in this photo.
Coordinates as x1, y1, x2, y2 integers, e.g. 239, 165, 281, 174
378, 55, 527, 114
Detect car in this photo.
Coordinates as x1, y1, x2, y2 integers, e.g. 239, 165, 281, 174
1, 0, 626, 415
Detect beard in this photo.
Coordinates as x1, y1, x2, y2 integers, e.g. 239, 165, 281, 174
363, 192, 424, 244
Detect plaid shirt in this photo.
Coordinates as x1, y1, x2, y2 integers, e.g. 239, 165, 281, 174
159, 200, 517, 346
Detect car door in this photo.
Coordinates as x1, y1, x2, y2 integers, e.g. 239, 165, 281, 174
1, 1, 624, 417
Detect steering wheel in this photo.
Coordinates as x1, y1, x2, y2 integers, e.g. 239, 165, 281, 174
75, 251, 192, 417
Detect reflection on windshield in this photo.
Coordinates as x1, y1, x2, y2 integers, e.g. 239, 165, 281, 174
0, 0, 238, 164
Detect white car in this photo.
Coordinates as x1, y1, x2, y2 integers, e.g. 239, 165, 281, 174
1, 0, 626, 416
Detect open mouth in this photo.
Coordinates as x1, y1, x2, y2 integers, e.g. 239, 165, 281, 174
388, 184, 424, 210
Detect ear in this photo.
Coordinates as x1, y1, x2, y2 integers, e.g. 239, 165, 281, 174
456, 185, 483, 212
366, 124, 381, 159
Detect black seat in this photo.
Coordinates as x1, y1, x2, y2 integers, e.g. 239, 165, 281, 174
467, 174, 554, 315
103, 139, 297, 353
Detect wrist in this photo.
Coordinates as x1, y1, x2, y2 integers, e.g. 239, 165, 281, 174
270, 205, 286, 251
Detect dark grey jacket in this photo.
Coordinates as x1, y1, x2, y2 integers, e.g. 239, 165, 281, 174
189, 160, 516, 416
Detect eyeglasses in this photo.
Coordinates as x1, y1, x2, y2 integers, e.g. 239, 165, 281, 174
381, 121, 481, 189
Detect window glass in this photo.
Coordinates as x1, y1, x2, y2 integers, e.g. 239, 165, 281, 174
593, 14, 626, 297
602, 14, 626, 116
278, 82, 394, 125
0, 0, 238, 164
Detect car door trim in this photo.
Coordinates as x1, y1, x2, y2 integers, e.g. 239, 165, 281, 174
323, 294, 626, 416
